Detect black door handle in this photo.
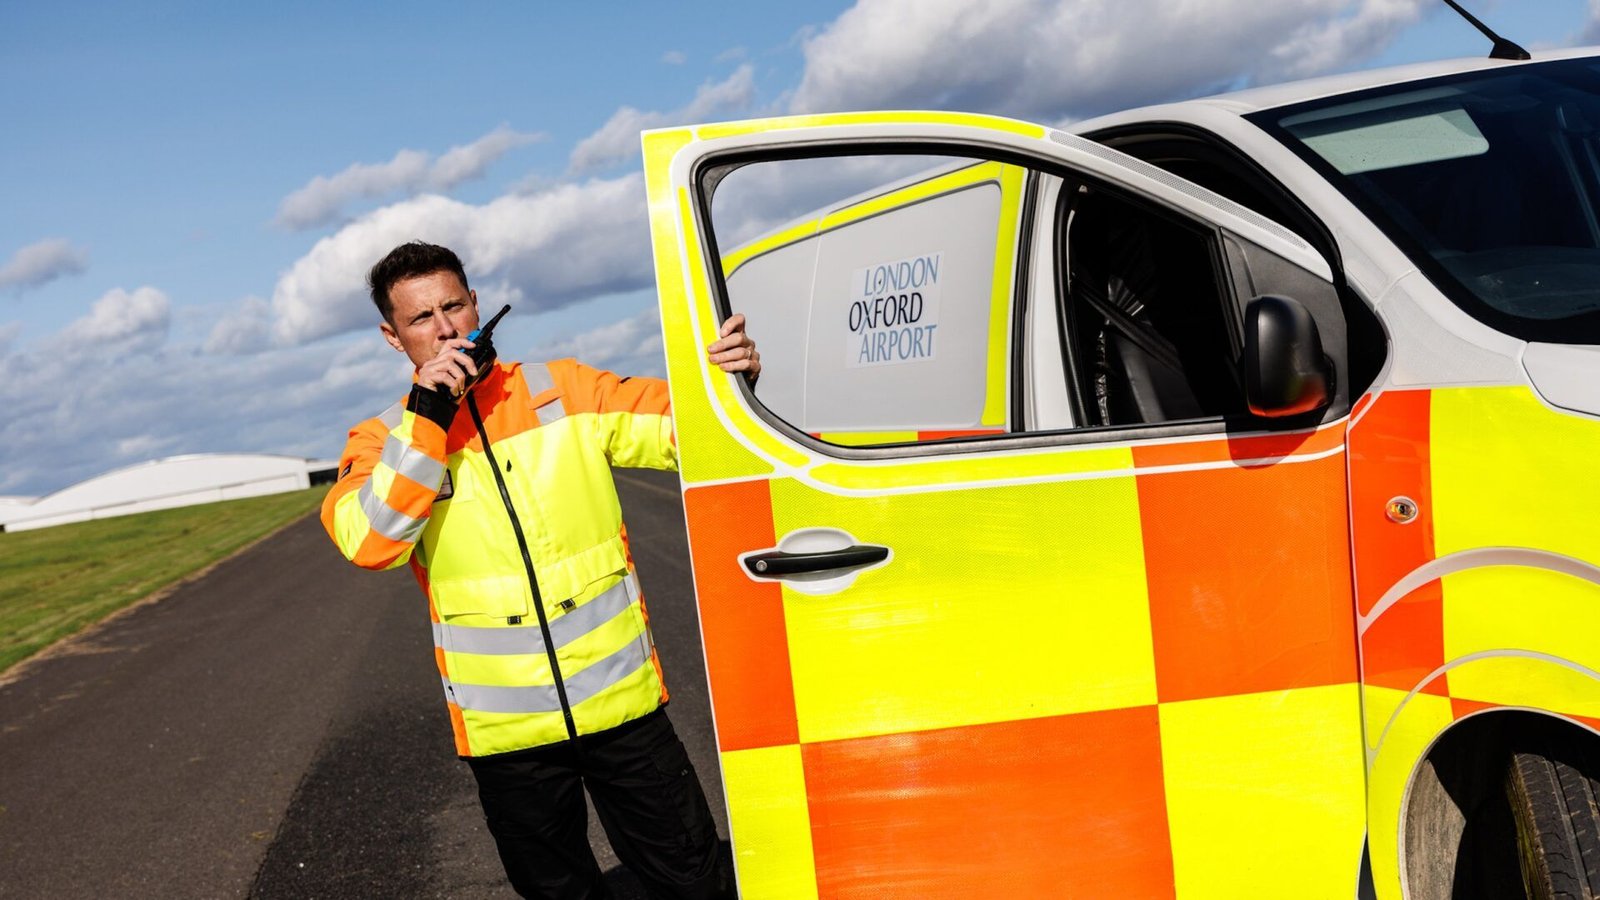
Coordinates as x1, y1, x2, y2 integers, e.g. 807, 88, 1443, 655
743, 544, 889, 577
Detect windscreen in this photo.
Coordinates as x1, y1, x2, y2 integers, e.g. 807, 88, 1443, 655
1252, 57, 1600, 344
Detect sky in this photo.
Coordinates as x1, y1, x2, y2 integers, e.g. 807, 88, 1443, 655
2, 0, 1597, 496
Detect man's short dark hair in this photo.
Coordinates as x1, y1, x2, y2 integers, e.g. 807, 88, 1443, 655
368, 241, 470, 322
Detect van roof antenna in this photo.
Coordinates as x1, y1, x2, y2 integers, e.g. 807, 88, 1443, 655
1440, 0, 1531, 61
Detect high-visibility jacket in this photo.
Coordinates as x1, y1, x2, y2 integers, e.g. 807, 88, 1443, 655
321, 358, 677, 757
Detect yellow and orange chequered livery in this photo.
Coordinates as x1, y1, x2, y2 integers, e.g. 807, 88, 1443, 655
645, 119, 1367, 897
1351, 386, 1600, 895
321, 359, 677, 757
643, 114, 1600, 900
679, 430, 1366, 898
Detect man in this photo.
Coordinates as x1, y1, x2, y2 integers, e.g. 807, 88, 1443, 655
320, 241, 757, 899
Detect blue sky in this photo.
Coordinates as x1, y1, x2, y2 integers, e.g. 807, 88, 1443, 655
1, 0, 1595, 495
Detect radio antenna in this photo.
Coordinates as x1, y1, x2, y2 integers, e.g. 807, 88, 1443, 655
1440, 0, 1530, 61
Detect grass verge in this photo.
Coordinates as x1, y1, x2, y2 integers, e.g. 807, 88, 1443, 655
0, 487, 326, 672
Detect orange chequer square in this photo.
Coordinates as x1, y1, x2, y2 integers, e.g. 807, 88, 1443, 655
1136, 452, 1359, 703
802, 706, 1175, 899
682, 480, 797, 751
1348, 390, 1435, 616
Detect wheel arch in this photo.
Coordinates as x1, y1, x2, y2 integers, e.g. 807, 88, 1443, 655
1399, 708, 1600, 899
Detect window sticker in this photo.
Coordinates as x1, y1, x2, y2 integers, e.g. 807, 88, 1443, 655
846, 251, 943, 368
1292, 107, 1488, 175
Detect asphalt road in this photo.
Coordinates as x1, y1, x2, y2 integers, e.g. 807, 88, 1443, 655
0, 468, 723, 899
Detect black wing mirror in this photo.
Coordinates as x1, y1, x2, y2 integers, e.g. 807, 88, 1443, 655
1244, 294, 1334, 418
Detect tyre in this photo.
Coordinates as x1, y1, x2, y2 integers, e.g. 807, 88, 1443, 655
1507, 748, 1600, 900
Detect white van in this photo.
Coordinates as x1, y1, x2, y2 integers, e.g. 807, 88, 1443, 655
645, 46, 1600, 900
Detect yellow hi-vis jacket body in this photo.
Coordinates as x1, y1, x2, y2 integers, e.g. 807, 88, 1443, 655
321, 358, 677, 757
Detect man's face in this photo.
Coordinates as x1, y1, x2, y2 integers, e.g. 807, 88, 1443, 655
379, 270, 481, 369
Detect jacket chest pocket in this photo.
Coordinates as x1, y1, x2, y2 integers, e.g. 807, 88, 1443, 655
423, 458, 533, 621
431, 574, 533, 622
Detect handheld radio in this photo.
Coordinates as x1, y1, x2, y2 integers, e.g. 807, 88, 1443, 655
439, 303, 511, 397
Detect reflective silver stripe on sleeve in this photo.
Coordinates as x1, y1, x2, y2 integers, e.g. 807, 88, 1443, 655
534, 401, 565, 426
379, 435, 445, 487
357, 480, 427, 543
377, 400, 404, 430
432, 578, 633, 656
442, 630, 653, 714
522, 363, 555, 396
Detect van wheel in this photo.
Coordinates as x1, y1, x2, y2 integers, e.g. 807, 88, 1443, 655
1507, 749, 1600, 899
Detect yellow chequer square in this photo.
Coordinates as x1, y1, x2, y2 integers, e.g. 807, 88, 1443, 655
1159, 683, 1366, 899
1443, 654, 1600, 721
667, 187, 789, 481
809, 443, 1131, 491
1431, 386, 1600, 559
1442, 566, 1600, 715
1361, 681, 1428, 756
773, 472, 1155, 745
720, 744, 819, 900
1361, 685, 1453, 898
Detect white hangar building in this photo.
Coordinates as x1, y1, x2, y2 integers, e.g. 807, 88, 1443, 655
0, 454, 338, 533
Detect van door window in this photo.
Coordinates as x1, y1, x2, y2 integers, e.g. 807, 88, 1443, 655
705, 154, 1024, 445
1061, 185, 1245, 427
699, 149, 1341, 450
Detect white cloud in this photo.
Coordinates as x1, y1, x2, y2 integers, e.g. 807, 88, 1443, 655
277, 335, 414, 407
60, 286, 170, 350
1577, 0, 1600, 44
788, 0, 1430, 122
0, 306, 414, 495
0, 238, 89, 291
527, 305, 666, 379
266, 173, 652, 345
205, 296, 272, 354
261, 1, 1446, 352
710, 154, 950, 249
1268, 0, 1433, 80
276, 149, 430, 230
115, 433, 178, 460
429, 125, 546, 191
568, 65, 756, 174
275, 125, 544, 230
661, 49, 687, 65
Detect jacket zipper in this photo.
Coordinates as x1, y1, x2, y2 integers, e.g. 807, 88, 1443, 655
466, 393, 580, 743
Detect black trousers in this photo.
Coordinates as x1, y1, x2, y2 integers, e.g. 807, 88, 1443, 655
466, 707, 735, 900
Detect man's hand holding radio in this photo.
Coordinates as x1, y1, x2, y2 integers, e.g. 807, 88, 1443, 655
417, 338, 479, 398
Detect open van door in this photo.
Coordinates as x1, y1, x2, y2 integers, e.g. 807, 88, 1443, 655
644, 113, 1366, 898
